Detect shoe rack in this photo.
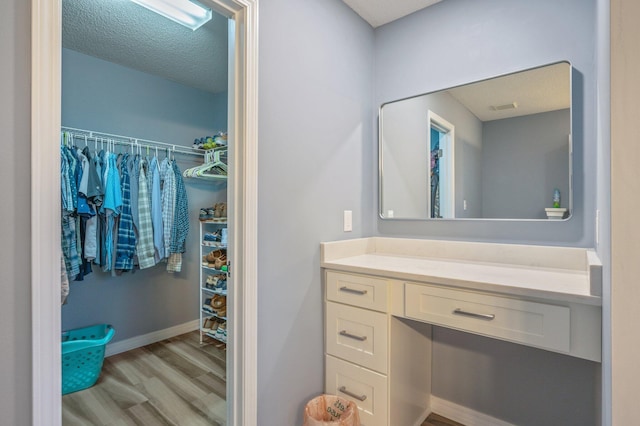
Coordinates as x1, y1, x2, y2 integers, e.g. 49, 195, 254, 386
199, 214, 229, 346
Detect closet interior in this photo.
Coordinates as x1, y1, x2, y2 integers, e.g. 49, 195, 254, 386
60, 0, 232, 423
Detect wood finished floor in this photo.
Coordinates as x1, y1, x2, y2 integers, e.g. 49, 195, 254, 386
62, 331, 227, 426
421, 413, 465, 426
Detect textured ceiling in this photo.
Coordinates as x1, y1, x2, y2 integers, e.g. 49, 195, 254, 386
447, 62, 571, 122
341, 0, 442, 27
62, 0, 228, 94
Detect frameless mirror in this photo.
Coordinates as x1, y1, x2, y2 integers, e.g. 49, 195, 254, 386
379, 62, 572, 220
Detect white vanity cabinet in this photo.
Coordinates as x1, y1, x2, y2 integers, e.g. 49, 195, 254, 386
322, 237, 603, 426
324, 271, 390, 426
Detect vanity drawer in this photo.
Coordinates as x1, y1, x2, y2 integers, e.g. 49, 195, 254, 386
326, 302, 388, 374
325, 354, 388, 426
405, 284, 571, 352
326, 271, 389, 312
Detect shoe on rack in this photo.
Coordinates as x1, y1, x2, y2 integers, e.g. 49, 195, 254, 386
211, 294, 226, 310
205, 275, 218, 289
202, 317, 217, 333
199, 208, 211, 221
214, 254, 227, 270
213, 275, 227, 292
213, 202, 227, 219
206, 249, 223, 266
214, 321, 227, 341
202, 298, 214, 313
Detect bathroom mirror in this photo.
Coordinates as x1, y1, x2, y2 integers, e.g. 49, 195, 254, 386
379, 61, 572, 220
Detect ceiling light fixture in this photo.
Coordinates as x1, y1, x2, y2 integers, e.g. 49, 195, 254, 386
130, 0, 212, 31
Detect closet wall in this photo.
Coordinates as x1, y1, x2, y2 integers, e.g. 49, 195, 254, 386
61, 48, 228, 342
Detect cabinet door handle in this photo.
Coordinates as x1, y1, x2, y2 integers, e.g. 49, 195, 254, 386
339, 330, 367, 341
338, 386, 367, 401
339, 286, 368, 295
453, 308, 495, 321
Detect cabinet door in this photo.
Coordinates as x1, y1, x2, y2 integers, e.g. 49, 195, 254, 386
326, 302, 388, 374
325, 355, 388, 426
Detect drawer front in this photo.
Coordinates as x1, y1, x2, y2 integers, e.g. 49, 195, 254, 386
326, 271, 389, 312
325, 355, 388, 426
405, 283, 571, 352
326, 302, 388, 374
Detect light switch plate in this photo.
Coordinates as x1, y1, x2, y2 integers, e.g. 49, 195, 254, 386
343, 210, 353, 232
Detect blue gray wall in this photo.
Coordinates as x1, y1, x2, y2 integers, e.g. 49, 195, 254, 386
61, 48, 228, 342
258, 0, 375, 423
0, 0, 32, 423
374, 0, 600, 424
375, 0, 596, 246
0, 0, 612, 425
482, 109, 571, 219
381, 91, 483, 218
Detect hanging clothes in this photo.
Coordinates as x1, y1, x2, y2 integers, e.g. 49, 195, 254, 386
100, 151, 123, 272
167, 160, 189, 273
150, 156, 164, 263
115, 153, 136, 271
60, 131, 194, 291
160, 156, 176, 260
136, 157, 156, 269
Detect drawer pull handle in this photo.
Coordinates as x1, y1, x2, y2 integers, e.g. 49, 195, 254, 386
339, 286, 368, 295
453, 308, 495, 321
339, 386, 367, 401
339, 330, 367, 341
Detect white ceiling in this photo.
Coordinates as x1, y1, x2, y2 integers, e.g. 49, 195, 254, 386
341, 0, 442, 27
62, 0, 228, 93
447, 62, 571, 122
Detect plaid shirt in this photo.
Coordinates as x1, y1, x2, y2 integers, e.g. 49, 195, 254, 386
170, 160, 189, 255
136, 158, 156, 269
61, 212, 80, 280
115, 154, 136, 270
160, 158, 176, 259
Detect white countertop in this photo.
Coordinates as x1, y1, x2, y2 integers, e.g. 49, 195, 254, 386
321, 238, 602, 306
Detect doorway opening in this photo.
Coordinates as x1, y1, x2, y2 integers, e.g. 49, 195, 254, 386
427, 110, 455, 219
31, 0, 257, 424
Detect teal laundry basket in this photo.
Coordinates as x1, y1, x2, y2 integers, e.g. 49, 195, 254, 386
61, 324, 115, 395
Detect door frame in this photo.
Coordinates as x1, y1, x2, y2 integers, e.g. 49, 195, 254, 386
427, 110, 455, 218
30, 0, 258, 424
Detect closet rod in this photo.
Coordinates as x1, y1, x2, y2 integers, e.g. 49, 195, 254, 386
61, 126, 204, 157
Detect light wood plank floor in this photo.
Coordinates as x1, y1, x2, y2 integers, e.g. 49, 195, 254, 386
62, 331, 226, 426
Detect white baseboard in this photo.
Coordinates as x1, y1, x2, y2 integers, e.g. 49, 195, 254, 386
429, 396, 515, 426
105, 320, 200, 357
412, 407, 432, 426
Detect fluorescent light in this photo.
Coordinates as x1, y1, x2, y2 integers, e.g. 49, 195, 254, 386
131, 0, 212, 31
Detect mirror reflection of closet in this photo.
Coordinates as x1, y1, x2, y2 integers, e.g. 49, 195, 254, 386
61, 0, 231, 423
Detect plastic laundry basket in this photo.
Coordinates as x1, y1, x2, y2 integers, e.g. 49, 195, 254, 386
61, 324, 115, 395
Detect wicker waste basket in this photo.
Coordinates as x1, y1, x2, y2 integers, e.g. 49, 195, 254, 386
303, 394, 360, 426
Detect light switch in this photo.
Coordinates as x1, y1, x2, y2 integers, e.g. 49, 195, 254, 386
343, 210, 353, 232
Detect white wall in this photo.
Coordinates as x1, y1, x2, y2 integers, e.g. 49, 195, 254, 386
257, 0, 375, 423
60, 48, 228, 343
